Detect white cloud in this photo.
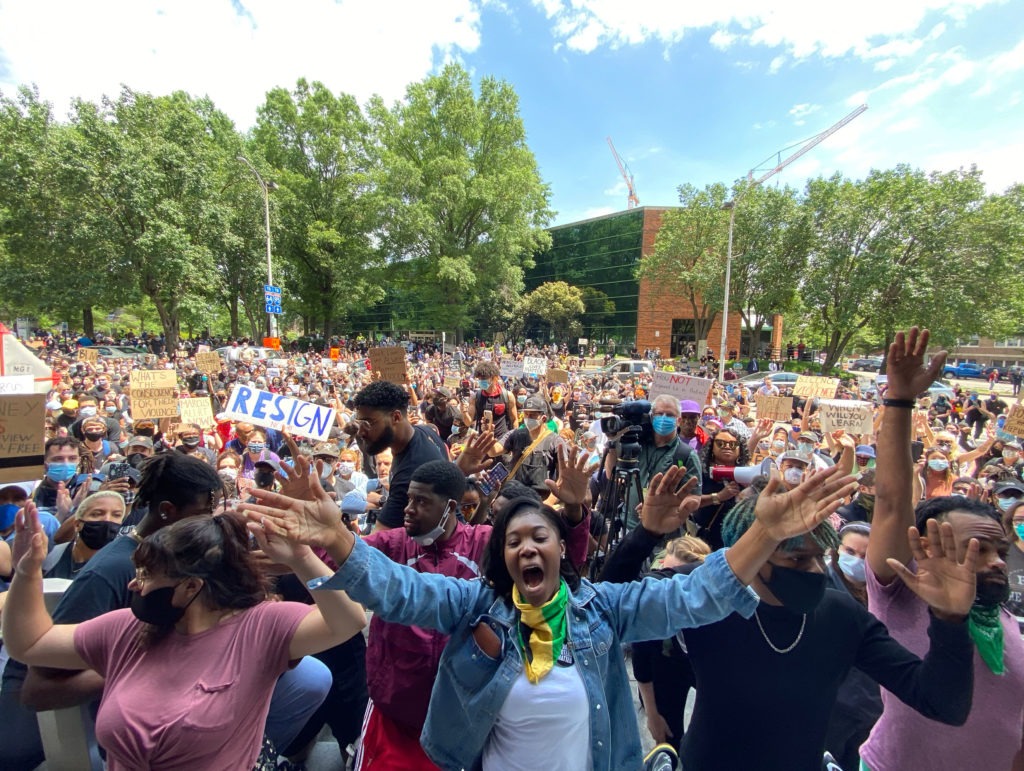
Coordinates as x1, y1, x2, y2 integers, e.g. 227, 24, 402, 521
886, 116, 921, 133
0, 0, 483, 128
990, 38, 1024, 75
789, 102, 821, 126
923, 141, 1024, 193
768, 55, 786, 74
709, 29, 737, 50
603, 179, 628, 197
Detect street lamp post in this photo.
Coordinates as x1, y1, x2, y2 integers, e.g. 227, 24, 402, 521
718, 200, 736, 381
237, 155, 278, 340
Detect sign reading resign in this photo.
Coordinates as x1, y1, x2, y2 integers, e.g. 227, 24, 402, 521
0, 394, 45, 484
367, 347, 408, 384
793, 376, 840, 399
130, 370, 179, 419
818, 400, 874, 436
522, 356, 548, 376
755, 395, 794, 423
650, 371, 714, 405
223, 386, 336, 442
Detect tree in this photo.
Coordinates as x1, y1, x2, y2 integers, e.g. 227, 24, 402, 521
580, 286, 616, 340
639, 183, 730, 344
368, 63, 553, 339
522, 281, 584, 342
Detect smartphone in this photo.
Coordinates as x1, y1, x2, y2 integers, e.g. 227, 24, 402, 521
483, 409, 493, 426
108, 462, 132, 481
479, 462, 509, 496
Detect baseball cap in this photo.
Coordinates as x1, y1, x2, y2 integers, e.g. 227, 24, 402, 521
679, 400, 702, 415
313, 442, 340, 459
994, 481, 1024, 496
523, 395, 547, 412
62, 399, 79, 410
777, 450, 811, 466
126, 436, 154, 450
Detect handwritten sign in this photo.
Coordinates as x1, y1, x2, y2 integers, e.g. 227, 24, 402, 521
368, 347, 408, 384
548, 368, 569, 384
522, 356, 548, 376
1003, 405, 1024, 438
0, 394, 46, 484
0, 376, 34, 395
650, 371, 714, 405
500, 360, 524, 379
755, 395, 794, 422
130, 369, 179, 419
77, 348, 98, 365
178, 396, 216, 429
819, 400, 874, 435
271, 358, 290, 369
443, 376, 461, 390
223, 385, 336, 441
793, 376, 839, 399
195, 352, 222, 375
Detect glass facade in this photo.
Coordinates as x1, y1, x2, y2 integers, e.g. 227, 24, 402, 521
525, 209, 644, 346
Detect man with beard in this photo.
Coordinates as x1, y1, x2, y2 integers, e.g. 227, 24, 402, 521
351, 381, 447, 531
865, 326, 1024, 770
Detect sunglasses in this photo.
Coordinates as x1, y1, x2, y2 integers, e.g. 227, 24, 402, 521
714, 439, 739, 450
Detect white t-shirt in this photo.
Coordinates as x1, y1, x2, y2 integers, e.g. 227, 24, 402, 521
483, 661, 591, 771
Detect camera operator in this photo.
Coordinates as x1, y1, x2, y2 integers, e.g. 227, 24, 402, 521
602, 394, 702, 533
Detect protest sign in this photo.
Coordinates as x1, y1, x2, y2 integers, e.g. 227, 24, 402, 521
266, 367, 281, 379
755, 395, 794, 423
271, 358, 290, 369
178, 397, 216, 429
443, 376, 461, 390
819, 400, 874, 435
77, 348, 98, 365
130, 370, 179, 419
368, 347, 408, 384
0, 376, 34, 396
793, 376, 839, 399
522, 356, 548, 376
650, 371, 714, 405
223, 386, 336, 442
500, 359, 524, 379
548, 368, 569, 384
0, 394, 45, 484
196, 344, 210, 354
195, 352, 222, 375
1003, 405, 1024, 438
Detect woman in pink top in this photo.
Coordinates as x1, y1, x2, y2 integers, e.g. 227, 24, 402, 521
3, 504, 366, 771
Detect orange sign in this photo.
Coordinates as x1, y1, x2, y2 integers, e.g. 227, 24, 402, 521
329, 348, 341, 360
263, 337, 281, 350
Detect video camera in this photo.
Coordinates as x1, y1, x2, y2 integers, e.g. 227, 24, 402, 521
598, 399, 651, 436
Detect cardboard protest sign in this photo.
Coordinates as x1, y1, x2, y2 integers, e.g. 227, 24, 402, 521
522, 356, 548, 376
650, 371, 714, 405
819, 400, 874, 435
195, 352, 222, 375
755, 395, 794, 422
368, 347, 408, 384
548, 368, 569, 384
500, 359, 524, 379
0, 394, 46, 484
443, 376, 461, 390
793, 376, 839, 399
130, 370, 179, 419
178, 396, 216, 429
223, 385, 336, 441
196, 344, 210, 354
77, 348, 98, 365
271, 358, 290, 369
0, 376, 34, 396
1003, 405, 1024, 438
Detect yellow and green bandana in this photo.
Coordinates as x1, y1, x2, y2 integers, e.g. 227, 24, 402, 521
512, 579, 569, 684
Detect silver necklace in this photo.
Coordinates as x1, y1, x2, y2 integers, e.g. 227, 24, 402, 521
754, 609, 806, 654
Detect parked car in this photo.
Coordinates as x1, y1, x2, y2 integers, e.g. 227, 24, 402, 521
214, 346, 276, 362
849, 357, 883, 372
943, 362, 986, 379
984, 366, 1011, 380
595, 359, 654, 381
82, 345, 149, 361
873, 375, 955, 400
734, 371, 801, 391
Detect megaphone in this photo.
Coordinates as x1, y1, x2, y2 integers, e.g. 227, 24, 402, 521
710, 465, 761, 487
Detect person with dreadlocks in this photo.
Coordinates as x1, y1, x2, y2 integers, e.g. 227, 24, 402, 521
600, 462, 979, 771
0, 453, 332, 770
239, 450, 857, 770
863, 327, 1024, 771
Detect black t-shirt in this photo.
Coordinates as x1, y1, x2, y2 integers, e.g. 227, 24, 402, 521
1005, 542, 1024, 631
503, 427, 563, 497
424, 402, 462, 441
376, 425, 448, 529
474, 388, 514, 439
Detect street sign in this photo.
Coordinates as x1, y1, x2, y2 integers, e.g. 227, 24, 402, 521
264, 285, 282, 315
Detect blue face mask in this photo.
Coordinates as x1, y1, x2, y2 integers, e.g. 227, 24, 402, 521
46, 462, 78, 484
997, 496, 1018, 512
837, 551, 866, 583
927, 458, 949, 472
477, 379, 490, 391
1014, 523, 1024, 541
651, 415, 677, 436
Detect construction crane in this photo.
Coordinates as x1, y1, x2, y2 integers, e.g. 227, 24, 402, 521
748, 104, 868, 185
606, 136, 640, 209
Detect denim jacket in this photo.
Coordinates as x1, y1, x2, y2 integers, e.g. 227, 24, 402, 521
311, 538, 758, 771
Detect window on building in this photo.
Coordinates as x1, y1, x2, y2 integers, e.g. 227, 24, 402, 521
957, 335, 980, 347
995, 337, 1024, 347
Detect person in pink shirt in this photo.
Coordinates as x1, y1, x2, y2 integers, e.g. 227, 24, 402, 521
3, 506, 366, 770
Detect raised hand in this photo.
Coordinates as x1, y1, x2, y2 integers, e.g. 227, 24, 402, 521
641, 465, 700, 535
237, 476, 343, 549
886, 327, 947, 400
455, 429, 496, 476
12, 503, 46, 576
885, 519, 979, 621
276, 451, 325, 502
544, 444, 591, 507
247, 518, 314, 570
754, 464, 858, 543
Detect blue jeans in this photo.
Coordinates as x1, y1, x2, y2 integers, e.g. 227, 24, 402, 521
265, 655, 333, 753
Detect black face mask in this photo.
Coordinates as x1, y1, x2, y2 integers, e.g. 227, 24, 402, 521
181, 437, 201, 448
254, 470, 276, 488
976, 574, 1011, 607
130, 582, 200, 626
78, 520, 121, 550
764, 564, 827, 614
84, 431, 106, 442
127, 453, 148, 469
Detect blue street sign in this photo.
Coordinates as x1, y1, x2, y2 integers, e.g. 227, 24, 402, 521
265, 301, 282, 315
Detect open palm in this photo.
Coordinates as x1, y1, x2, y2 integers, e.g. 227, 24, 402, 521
238, 476, 342, 548
641, 466, 699, 535
886, 519, 979, 619
754, 465, 858, 542
886, 327, 947, 400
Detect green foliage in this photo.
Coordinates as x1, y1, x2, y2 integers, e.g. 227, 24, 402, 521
522, 281, 585, 341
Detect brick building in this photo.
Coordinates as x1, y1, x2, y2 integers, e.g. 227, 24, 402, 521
526, 206, 783, 358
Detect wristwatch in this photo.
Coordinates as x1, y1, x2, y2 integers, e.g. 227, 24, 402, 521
711, 492, 721, 505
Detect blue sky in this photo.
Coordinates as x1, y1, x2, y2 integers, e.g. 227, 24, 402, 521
1, 0, 1021, 225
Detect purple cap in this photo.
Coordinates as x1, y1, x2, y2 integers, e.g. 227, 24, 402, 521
679, 400, 702, 414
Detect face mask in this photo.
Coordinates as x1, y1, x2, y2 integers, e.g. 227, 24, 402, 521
0, 503, 20, 531
105, 406, 117, 414
79, 406, 97, 418
837, 552, 867, 583
758, 440, 770, 450
524, 417, 541, 431
127, 452, 147, 469
651, 415, 677, 436
928, 458, 949, 472
797, 443, 815, 456
516, 395, 527, 406
254, 470, 276, 488
78, 520, 121, 550
84, 430, 106, 441
477, 379, 490, 391
337, 461, 355, 476
764, 564, 826, 613
181, 437, 201, 448
783, 467, 805, 486
1015, 523, 1024, 541
858, 492, 876, 514
997, 496, 1018, 512
130, 582, 200, 626
218, 468, 238, 482
718, 409, 730, 419
46, 462, 78, 483
247, 442, 265, 454
772, 440, 786, 451
413, 500, 454, 547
